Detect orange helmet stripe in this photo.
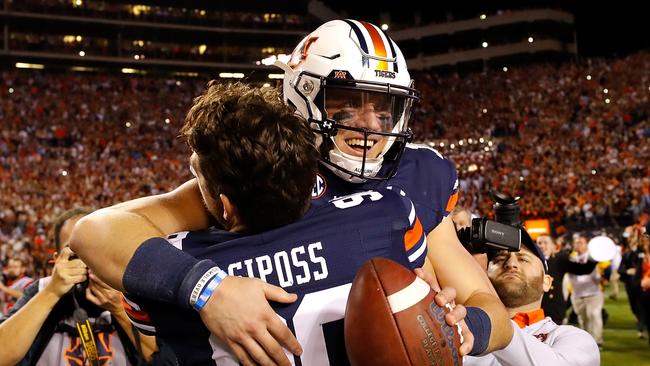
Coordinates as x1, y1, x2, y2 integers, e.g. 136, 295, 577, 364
359, 21, 388, 71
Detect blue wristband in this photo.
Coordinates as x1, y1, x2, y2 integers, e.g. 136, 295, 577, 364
465, 306, 492, 356
192, 270, 228, 311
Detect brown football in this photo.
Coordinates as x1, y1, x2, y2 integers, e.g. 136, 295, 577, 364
345, 257, 463, 366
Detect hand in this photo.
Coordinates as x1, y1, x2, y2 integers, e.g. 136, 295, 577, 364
46, 247, 88, 298
85, 270, 124, 314
415, 268, 475, 356
641, 277, 650, 290
626, 268, 637, 276
199, 276, 302, 366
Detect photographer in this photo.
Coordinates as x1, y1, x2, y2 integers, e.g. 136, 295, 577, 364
0, 208, 165, 365
455, 193, 599, 365
0, 256, 33, 314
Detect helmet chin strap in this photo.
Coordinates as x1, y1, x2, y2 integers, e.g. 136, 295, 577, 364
327, 145, 384, 183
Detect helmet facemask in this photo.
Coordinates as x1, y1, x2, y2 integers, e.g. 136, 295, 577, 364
293, 70, 417, 182
275, 19, 419, 183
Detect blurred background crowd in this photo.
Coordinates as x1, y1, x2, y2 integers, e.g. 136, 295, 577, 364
1, 50, 648, 284
0, 1, 649, 362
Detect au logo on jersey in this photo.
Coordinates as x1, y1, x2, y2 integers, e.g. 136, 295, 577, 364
312, 173, 327, 199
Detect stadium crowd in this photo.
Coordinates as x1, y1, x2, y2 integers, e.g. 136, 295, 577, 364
0, 52, 649, 318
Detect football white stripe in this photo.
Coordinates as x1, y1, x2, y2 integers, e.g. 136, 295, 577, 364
387, 276, 431, 314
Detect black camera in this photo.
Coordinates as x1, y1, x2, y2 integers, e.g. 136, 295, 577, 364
68, 253, 90, 302
457, 191, 522, 255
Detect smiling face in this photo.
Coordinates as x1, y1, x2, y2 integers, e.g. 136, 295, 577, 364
325, 88, 402, 159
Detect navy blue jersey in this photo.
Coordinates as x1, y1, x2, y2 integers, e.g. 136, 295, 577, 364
312, 144, 459, 235
125, 189, 427, 366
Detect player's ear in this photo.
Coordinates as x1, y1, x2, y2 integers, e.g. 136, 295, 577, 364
542, 274, 553, 293
219, 194, 239, 229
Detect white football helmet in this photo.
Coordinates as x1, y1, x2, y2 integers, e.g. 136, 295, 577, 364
275, 19, 418, 183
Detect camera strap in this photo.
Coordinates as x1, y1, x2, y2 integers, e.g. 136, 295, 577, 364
72, 288, 101, 366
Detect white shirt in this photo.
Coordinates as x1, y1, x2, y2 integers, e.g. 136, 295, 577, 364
568, 252, 601, 298
464, 318, 599, 366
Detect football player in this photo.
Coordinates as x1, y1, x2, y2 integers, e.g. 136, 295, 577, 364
119, 81, 468, 365
71, 20, 512, 365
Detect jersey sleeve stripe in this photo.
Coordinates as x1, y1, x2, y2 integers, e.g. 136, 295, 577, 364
404, 216, 423, 251
122, 296, 152, 323
407, 200, 416, 225
129, 319, 157, 336
407, 235, 427, 263
445, 191, 459, 213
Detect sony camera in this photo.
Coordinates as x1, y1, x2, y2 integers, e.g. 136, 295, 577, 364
457, 191, 522, 255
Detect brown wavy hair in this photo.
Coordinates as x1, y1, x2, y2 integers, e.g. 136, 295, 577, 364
181, 81, 318, 233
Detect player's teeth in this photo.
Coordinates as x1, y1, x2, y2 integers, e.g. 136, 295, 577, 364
346, 139, 375, 148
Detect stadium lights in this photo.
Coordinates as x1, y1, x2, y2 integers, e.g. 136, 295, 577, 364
79, 51, 86, 57
528, 37, 534, 43
219, 73, 245, 79
121, 68, 146, 74
172, 72, 198, 77
482, 42, 488, 48
71, 66, 96, 72
268, 74, 284, 79
381, 24, 389, 31
259, 54, 291, 66
15, 62, 44, 69
480, 14, 487, 20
